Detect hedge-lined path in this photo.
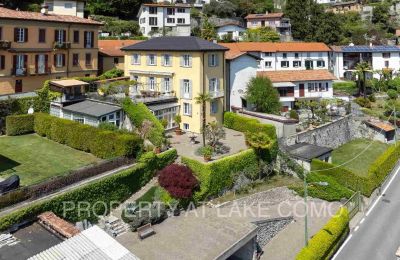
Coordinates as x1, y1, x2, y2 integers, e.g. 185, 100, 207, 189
0, 162, 137, 218
108, 177, 158, 219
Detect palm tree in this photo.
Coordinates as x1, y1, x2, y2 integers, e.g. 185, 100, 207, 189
195, 93, 211, 147
355, 62, 371, 98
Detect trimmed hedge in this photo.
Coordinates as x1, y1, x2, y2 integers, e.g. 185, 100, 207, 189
6, 114, 34, 136
122, 98, 164, 145
296, 208, 350, 260
223, 112, 277, 139
0, 149, 177, 231
182, 149, 259, 201
34, 113, 142, 159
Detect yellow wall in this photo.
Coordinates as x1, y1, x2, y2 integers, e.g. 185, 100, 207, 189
0, 19, 99, 94
99, 56, 124, 74
124, 50, 225, 133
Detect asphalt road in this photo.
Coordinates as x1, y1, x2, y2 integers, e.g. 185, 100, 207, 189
333, 163, 400, 260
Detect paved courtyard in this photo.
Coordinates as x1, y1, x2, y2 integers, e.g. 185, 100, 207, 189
168, 128, 248, 161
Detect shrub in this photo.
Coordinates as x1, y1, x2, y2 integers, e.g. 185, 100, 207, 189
387, 89, 398, 100
122, 203, 168, 231
368, 94, 376, 102
182, 149, 259, 201
98, 122, 119, 131
289, 110, 299, 120
224, 112, 276, 139
99, 68, 124, 80
6, 114, 34, 136
333, 81, 357, 95
158, 164, 198, 199
296, 208, 350, 260
0, 149, 177, 231
354, 97, 371, 108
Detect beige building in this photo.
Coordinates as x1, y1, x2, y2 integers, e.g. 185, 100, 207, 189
0, 6, 102, 95
45, 0, 85, 18
122, 37, 227, 133
98, 40, 142, 74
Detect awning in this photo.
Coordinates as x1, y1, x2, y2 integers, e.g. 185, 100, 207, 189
273, 82, 296, 87
129, 70, 173, 76
147, 102, 179, 112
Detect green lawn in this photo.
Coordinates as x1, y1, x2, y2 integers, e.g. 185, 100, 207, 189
0, 134, 101, 186
332, 139, 389, 177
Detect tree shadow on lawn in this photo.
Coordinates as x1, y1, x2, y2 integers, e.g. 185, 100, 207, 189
0, 154, 20, 174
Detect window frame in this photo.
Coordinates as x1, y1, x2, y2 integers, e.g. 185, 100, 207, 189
281, 61, 289, 68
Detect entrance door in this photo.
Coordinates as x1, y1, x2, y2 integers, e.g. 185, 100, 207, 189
15, 80, 22, 93
299, 84, 305, 97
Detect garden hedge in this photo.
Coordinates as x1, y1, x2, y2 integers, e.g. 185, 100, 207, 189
34, 113, 142, 159
6, 114, 34, 136
182, 149, 259, 201
223, 112, 277, 139
296, 208, 350, 260
0, 149, 177, 231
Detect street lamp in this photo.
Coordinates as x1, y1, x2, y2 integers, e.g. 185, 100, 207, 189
304, 177, 329, 246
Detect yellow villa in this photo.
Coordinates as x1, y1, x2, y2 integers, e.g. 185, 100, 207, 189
121, 36, 227, 134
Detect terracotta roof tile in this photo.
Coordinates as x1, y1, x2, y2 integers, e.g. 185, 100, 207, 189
99, 40, 143, 56
38, 211, 80, 238
245, 12, 284, 19
365, 120, 395, 132
0, 7, 102, 25
257, 70, 337, 82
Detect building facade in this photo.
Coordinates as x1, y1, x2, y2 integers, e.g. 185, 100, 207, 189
216, 24, 246, 41
0, 6, 101, 95
44, 0, 85, 17
122, 37, 227, 133
137, 3, 191, 37
331, 45, 400, 79
245, 12, 291, 41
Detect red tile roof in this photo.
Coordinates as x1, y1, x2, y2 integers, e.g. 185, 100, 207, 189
245, 12, 284, 19
0, 7, 102, 25
257, 70, 337, 83
220, 42, 331, 59
99, 40, 143, 57
38, 212, 80, 238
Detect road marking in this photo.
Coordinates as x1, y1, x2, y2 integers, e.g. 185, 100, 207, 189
354, 226, 359, 232
360, 218, 365, 224
332, 234, 353, 259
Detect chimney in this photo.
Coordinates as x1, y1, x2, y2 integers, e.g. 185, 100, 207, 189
40, 4, 49, 15
265, 11, 269, 14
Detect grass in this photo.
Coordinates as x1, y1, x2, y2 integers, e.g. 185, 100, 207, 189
333, 81, 357, 96
332, 139, 389, 177
0, 134, 101, 186
211, 175, 303, 205
135, 186, 158, 205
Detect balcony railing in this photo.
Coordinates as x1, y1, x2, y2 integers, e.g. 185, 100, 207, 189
277, 23, 291, 28
30, 67, 52, 75
53, 42, 71, 49
0, 40, 11, 50
11, 67, 27, 76
209, 90, 224, 99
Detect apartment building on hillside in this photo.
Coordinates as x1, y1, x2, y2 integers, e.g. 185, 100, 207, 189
0, 6, 102, 95
122, 37, 227, 133
245, 12, 291, 41
44, 0, 85, 17
137, 3, 191, 37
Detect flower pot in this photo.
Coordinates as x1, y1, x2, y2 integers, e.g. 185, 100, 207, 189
203, 155, 211, 162
175, 128, 183, 135
154, 147, 161, 154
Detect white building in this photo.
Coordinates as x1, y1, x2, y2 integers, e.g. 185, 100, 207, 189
216, 23, 246, 41
44, 0, 85, 17
331, 45, 400, 79
137, 3, 191, 37
315, 0, 337, 4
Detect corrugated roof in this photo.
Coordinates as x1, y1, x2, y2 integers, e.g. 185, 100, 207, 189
333, 45, 400, 53
365, 120, 395, 132
0, 7, 102, 25
286, 143, 332, 162
245, 12, 284, 19
99, 40, 143, 57
257, 70, 337, 82
28, 226, 139, 260
121, 36, 228, 52
63, 100, 122, 118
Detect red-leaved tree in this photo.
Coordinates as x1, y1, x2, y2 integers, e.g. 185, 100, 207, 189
158, 164, 198, 199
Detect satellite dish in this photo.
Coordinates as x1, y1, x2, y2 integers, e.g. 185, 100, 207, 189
41, 8, 48, 15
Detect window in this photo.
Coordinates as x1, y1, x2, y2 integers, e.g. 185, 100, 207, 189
385, 60, 389, 68
84, 31, 94, 48
163, 54, 171, 66
183, 79, 190, 94
55, 29, 65, 43
114, 57, 119, 64
167, 18, 175, 23
73, 30, 80, 43
48, 3, 54, 11
163, 78, 171, 92
167, 8, 175, 15
264, 52, 272, 57
131, 54, 140, 65
318, 82, 328, 91
210, 101, 218, 114
208, 54, 218, 67
183, 123, 189, 130
293, 61, 301, 67
73, 115, 84, 124
149, 77, 156, 91
55, 54, 64, 67
38, 29, 46, 43
72, 53, 79, 66
85, 53, 91, 66
317, 60, 325, 68
148, 54, 156, 65
308, 82, 317, 92
177, 8, 185, 13
140, 18, 146, 24
209, 78, 218, 92
183, 103, 191, 116
149, 17, 157, 26
252, 21, 257, 26
149, 7, 157, 14
15, 28, 27, 43
282, 53, 287, 59
64, 3, 73, 8
265, 61, 272, 68
177, 18, 185, 24
383, 52, 391, 58
281, 61, 289, 68
182, 54, 191, 67
294, 53, 299, 59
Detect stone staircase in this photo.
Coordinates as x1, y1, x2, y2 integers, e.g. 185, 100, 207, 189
104, 215, 130, 237
0, 234, 19, 248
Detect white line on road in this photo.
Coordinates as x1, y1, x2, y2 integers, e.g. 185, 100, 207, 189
354, 226, 359, 232
360, 218, 365, 224
332, 234, 353, 259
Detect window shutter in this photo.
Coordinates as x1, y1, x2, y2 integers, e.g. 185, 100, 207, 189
45, 55, 48, 72
24, 55, 28, 71
35, 55, 38, 73
137, 54, 141, 65
217, 78, 220, 91
0, 56, 5, 70
189, 55, 192, 67
63, 30, 66, 42
189, 80, 192, 99
208, 54, 212, 66
83, 31, 87, 47
14, 28, 18, 42
189, 104, 192, 116
0, 27, 2, 40
90, 31, 94, 48
62, 54, 66, 67
24, 28, 28, 42
180, 55, 184, 67
161, 78, 165, 92
12, 55, 16, 74
131, 55, 134, 65
55, 30, 59, 42
161, 55, 165, 66
54, 54, 57, 66
146, 55, 150, 65
215, 54, 219, 66
180, 79, 184, 98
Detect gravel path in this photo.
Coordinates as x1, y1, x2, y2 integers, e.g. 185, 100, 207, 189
256, 217, 293, 247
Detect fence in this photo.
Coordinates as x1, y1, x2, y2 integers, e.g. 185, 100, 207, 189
0, 157, 134, 210
343, 191, 361, 219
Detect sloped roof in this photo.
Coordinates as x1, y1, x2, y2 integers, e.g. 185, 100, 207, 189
286, 143, 332, 162
63, 100, 122, 118
0, 7, 102, 25
257, 70, 337, 83
331, 45, 400, 53
365, 120, 395, 132
121, 36, 228, 52
99, 40, 143, 57
245, 12, 284, 19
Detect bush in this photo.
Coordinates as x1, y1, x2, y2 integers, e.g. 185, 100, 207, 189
34, 113, 142, 159
158, 164, 198, 199
368, 94, 376, 102
387, 89, 398, 100
354, 97, 371, 108
6, 114, 34, 136
296, 208, 350, 260
122, 202, 168, 231
333, 81, 357, 95
182, 149, 259, 201
99, 68, 124, 80
0, 149, 177, 231
289, 110, 299, 120
223, 112, 276, 139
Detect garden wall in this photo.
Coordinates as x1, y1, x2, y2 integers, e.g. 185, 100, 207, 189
0, 149, 177, 231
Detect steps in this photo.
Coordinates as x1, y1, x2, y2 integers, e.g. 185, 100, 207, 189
104, 215, 130, 237
0, 233, 19, 248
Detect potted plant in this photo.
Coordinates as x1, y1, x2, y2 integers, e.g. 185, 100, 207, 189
174, 115, 182, 135
153, 137, 163, 154
200, 145, 213, 162
160, 118, 168, 129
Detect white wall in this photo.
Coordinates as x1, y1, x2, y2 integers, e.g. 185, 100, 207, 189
47, 0, 84, 17
258, 51, 329, 71
217, 25, 245, 41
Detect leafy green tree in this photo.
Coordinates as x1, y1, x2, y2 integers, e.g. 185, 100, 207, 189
243, 27, 280, 42
355, 62, 371, 98
86, 0, 143, 19
92, 15, 140, 36
245, 76, 281, 114
200, 17, 217, 41
296, 100, 320, 119
203, 0, 237, 18
195, 93, 212, 147
245, 132, 275, 179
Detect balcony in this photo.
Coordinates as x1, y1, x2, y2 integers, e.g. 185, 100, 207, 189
0, 40, 11, 50
277, 22, 291, 28
11, 67, 27, 77
209, 90, 224, 99
30, 67, 52, 75
53, 42, 71, 49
